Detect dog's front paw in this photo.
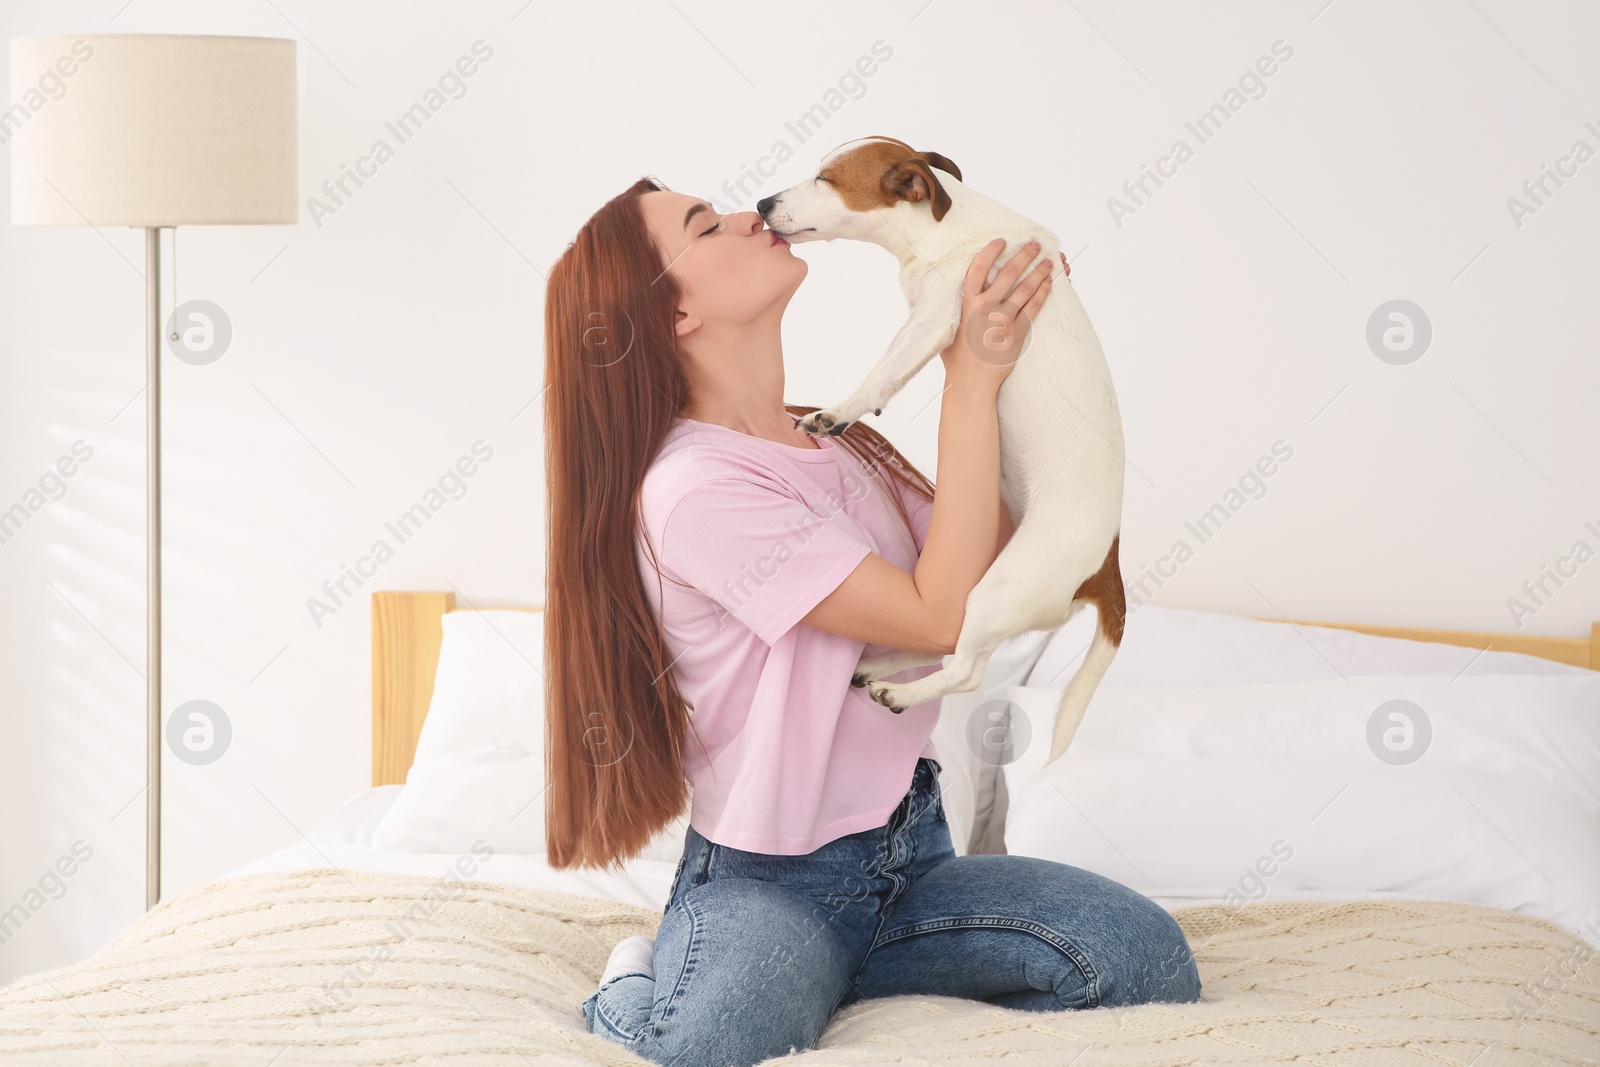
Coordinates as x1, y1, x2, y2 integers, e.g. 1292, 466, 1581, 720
867, 681, 909, 714
800, 395, 886, 437
798, 407, 853, 438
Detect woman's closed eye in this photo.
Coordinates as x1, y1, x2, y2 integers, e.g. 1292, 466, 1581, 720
700, 219, 721, 237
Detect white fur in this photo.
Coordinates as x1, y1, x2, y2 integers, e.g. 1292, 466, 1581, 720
762, 137, 1126, 765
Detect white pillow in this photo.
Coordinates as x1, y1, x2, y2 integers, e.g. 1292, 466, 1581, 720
1027, 604, 1589, 691
371, 608, 1016, 861
1006, 754, 1600, 942
368, 610, 705, 860
1000, 675, 1600, 942
1005, 674, 1600, 815
309, 786, 403, 848
372, 610, 563, 853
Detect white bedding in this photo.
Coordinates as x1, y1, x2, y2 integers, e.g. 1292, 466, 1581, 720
223, 784, 685, 913
227, 781, 1593, 945
226, 784, 1258, 915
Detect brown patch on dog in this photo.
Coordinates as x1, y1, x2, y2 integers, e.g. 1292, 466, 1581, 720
1073, 535, 1125, 645
857, 135, 963, 183
824, 138, 961, 221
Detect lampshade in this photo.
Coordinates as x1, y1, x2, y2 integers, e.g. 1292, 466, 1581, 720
9, 33, 296, 227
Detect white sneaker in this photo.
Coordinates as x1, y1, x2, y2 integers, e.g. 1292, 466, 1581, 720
600, 934, 656, 986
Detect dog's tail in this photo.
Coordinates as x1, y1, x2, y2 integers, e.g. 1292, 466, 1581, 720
1046, 537, 1125, 765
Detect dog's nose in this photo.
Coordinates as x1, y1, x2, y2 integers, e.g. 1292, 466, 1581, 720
756, 196, 774, 216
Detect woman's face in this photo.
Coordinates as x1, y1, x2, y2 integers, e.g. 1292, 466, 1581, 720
639, 190, 807, 337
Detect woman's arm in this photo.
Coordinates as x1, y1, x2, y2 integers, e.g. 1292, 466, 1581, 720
793, 397, 1014, 657
910, 388, 1004, 648
797, 239, 1052, 655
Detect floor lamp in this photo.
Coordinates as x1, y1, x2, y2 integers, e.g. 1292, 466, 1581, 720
8, 34, 297, 911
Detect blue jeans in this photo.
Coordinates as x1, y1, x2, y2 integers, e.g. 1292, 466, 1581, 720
581, 758, 1201, 1066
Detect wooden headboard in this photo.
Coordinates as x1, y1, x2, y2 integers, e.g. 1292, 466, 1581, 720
370, 590, 1600, 787
369, 590, 543, 786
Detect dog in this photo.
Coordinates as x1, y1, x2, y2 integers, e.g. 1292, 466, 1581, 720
757, 135, 1125, 766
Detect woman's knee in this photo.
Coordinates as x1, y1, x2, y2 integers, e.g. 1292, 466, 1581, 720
1015, 856, 1202, 1007
876, 854, 1201, 1010
643, 877, 855, 1067
1094, 891, 1203, 1007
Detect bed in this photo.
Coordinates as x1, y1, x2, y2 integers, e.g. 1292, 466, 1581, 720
0, 591, 1596, 1065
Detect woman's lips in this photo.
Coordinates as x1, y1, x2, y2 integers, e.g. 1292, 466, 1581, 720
769, 231, 789, 246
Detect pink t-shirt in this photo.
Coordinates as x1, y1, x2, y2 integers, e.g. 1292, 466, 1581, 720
635, 415, 942, 855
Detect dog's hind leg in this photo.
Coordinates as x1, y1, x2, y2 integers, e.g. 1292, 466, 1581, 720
864, 532, 1071, 713
852, 647, 944, 687
1045, 537, 1125, 764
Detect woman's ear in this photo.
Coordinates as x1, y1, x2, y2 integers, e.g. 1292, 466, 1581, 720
881, 157, 954, 221
673, 306, 701, 338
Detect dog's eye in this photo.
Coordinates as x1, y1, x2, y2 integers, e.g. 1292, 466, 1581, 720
815, 175, 832, 185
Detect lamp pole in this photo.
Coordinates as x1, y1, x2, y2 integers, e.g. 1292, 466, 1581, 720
146, 225, 162, 911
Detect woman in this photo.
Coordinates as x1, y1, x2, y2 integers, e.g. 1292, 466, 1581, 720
543, 176, 1201, 1067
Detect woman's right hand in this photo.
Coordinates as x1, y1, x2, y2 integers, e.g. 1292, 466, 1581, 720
938, 238, 1054, 394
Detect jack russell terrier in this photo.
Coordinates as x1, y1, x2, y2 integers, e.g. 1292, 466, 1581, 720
757, 134, 1125, 766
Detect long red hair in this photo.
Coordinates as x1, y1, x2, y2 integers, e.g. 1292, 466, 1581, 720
543, 176, 935, 869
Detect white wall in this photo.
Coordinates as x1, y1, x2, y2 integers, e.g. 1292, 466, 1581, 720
1, 0, 1595, 980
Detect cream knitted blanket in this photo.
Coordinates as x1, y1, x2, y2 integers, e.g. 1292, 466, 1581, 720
1, 868, 1596, 1065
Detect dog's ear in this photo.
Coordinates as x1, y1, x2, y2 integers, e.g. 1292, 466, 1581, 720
881, 157, 954, 221
918, 151, 961, 182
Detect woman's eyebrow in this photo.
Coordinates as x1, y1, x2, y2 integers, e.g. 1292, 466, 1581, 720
682, 201, 712, 230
